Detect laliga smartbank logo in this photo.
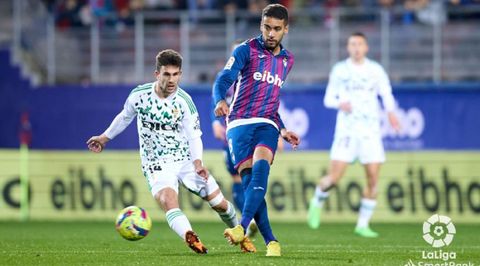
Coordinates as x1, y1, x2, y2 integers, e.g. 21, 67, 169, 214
404, 214, 474, 266
422, 214, 455, 248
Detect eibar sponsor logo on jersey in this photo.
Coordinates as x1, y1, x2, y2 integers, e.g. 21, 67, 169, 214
253, 71, 284, 87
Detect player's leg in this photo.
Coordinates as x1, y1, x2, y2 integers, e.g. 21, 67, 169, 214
224, 146, 245, 211
242, 124, 280, 256
237, 167, 258, 238
355, 136, 385, 238
233, 165, 258, 238
204, 187, 256, 253
308, 135, 355, 229
148, 164, 207, 254
223, 124, 255, 245
179, 160, 256, 252
354, 162, 381, 238
308, 160, 349, 228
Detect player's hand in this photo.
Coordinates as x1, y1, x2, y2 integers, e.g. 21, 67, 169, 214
388, 112, 401, 132
281, 130, 300, 150
193, 159, 209, 180
214, 100, 229, 117
86, 134, 110, 153
212, 122, 226, 141
339, 102, 352, 113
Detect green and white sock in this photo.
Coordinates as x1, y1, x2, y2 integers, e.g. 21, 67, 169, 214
166, 208, 192, 240
217, 201, 238, 228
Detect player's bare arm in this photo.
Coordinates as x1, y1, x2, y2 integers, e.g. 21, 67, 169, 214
214, 100, 229, 117
388, 112, 401, 132
86, 134, 110, 153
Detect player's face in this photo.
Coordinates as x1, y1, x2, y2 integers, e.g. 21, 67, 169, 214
155, 65, 182, 97
347, 36, 369, 62
260, 16, 288, 51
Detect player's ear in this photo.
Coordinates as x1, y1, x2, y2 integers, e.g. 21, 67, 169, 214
154, 70, 159, 79
284, 24, 289, 34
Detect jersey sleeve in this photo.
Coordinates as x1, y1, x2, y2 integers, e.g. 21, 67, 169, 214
181, 95, 203, 141
180, 95, 203, 161
212, 43, 250, 105
275, 112, 286, 131
103, 94, 137, 139
323, 64, 343, 109
376, 65, 396, 112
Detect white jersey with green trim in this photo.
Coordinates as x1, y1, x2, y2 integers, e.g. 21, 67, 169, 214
324, 58, 396, 138
104, 82, 202, 171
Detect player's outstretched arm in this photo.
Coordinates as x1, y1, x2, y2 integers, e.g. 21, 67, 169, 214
86, 134, 110, 153
280, 129, 300, 150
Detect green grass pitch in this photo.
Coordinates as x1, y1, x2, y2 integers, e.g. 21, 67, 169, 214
0, 222, 478, 265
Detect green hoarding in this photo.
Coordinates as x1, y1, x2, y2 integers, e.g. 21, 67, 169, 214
0, 150, 478, 222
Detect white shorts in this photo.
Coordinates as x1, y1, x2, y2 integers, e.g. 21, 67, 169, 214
330, 135, 385, 164
144, 159, 220, 198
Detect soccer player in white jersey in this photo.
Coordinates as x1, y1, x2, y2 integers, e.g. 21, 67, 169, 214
307, 32, 401, 237
86, 49, 255, 253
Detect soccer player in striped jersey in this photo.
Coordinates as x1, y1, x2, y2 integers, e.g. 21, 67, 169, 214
86, 49, 254, 254
307, 32, 401, 237
212, 4, 300, 256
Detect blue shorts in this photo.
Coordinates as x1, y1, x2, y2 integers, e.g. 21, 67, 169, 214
223, 145, 237, 175
226, 123, 279, 170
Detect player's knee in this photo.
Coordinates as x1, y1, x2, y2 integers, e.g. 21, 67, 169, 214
155, 189, 178, 210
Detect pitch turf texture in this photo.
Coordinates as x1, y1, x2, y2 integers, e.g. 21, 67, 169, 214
1, 222, 478, 265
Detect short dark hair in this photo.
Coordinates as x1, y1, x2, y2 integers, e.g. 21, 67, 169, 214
349, 32, 368, 41
156, 49, 182, 71
262, 4, 289, 25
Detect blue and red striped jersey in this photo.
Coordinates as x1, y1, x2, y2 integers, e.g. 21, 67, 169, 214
212, 35, 294, 130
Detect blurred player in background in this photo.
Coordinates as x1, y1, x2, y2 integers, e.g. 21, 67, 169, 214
87, 49, 255, 254
307, 32, 401, 238
213, 4, 300, 256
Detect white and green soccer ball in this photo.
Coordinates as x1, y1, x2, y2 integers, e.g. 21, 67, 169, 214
115, 206, 152, 241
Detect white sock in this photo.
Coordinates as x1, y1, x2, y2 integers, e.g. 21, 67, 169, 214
165, 208, 192, 240
246, 220, 256, 237
312, 186, 329, 208
356, 198, 377, 228
216, 201, 238, 228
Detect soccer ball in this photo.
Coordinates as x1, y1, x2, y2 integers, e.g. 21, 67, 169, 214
115, 206, 152, 241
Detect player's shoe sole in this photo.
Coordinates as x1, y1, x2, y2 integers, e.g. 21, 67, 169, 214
307, 198, 321, 229
185, 231, 208, 254
354, 227, 379, 238
240, 236, 256, 253
266, 240, 281, 256
224, 225, 245, 245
